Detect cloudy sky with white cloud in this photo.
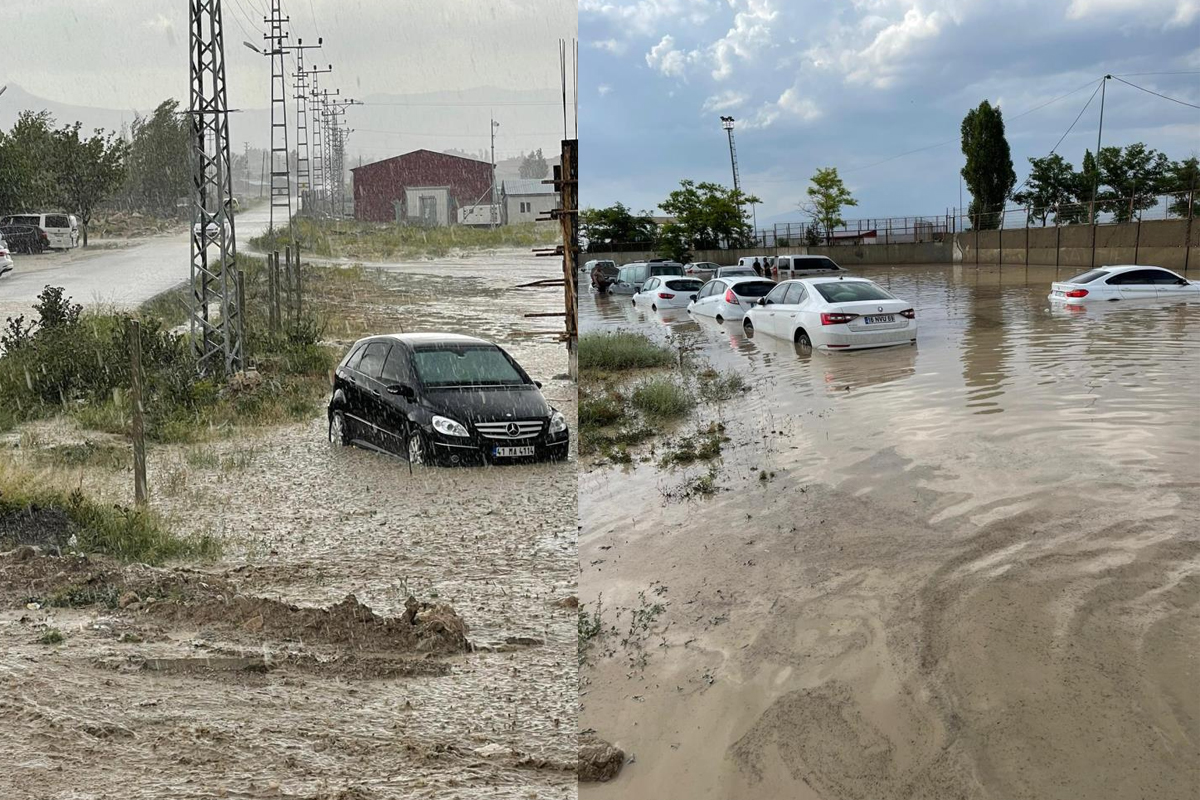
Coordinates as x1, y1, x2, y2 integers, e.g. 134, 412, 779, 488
581, 0, 1200, 223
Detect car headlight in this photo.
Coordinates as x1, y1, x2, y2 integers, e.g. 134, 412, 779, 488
549, 410, 568, 435
431, 415, 469, 437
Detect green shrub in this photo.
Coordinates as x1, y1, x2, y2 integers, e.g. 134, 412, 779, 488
631, 377, 694, 420
579, 332, 674, 371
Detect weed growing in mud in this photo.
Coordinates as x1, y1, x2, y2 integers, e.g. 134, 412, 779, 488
579, 332, 674, 371
32, 441, 131, 471
0, 463, 218, 564
660, 423, 728, 468
660, 464, 721, 502
621, 590, 669, 671
631, 377, 694, 421
578, 596, 607, 666
38, 627, 65, 645
697, 368, 747, 403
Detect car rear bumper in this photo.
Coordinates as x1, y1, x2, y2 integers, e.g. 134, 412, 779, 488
817, 325, 916, 350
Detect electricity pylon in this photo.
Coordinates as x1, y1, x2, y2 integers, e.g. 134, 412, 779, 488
264, 0, 291, 232
188, 0, 242, 375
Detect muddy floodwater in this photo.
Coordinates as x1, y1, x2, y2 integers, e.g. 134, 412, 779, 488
579, 263, 1200, 799
0, 249, 579, 800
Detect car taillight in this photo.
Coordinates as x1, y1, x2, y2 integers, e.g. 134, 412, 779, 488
821, 312, 859, 325
900, 308, 916, 319
724, 289, 740, 305
657, 292, 675, 299
1065, 289, 1088, 298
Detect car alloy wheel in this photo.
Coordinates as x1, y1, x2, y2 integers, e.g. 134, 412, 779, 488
408, 431, 427, 466
742, 318, 753, 334
329, 411, 349, 446
795, 330, 813, 350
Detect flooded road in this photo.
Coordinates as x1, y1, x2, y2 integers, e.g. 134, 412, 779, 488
0, 248, 578, 800
578, 263, 1200, 799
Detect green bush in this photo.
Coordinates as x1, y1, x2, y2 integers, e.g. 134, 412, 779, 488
579, 332, 675, 371
631, 377, 694, 420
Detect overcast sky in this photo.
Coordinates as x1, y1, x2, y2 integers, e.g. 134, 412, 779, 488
581, 0, 1200, 222
0, 0, 577, 160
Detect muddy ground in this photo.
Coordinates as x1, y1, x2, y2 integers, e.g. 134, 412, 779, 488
578, 263, 1200, 799
0, 248, 579, 799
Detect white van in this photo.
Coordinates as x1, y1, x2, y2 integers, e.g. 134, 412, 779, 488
0, 213, 79, 249
736, 256, 775, 274
774, 254, 845, 278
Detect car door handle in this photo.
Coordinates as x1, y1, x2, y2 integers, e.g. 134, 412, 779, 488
370, 389, 381, 398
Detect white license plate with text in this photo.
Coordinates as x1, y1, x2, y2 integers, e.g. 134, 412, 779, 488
864, 315, 895, 324
494, 446, 536, 457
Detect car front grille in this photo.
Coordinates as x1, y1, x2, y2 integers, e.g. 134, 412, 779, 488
474, 420, 545, 440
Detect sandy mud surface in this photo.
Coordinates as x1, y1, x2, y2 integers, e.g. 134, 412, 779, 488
578, 263, 1199, 799
0, 248, 579, 799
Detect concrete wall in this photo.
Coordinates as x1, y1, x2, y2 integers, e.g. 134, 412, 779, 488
587, 218, 1198, 273
956, 218, 1198, 271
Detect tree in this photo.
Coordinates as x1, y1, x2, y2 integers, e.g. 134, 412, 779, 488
1167, 156, 1200, 218
802, 167, 857, 242
1096, 143, 1170, 222
658, 180, 754, 250
0, 111, 59, 214
53, 123, 128, 246
960, 100, 1016, 229
579, 203, 656, 250
119, 99, 191, 216
1012, 154, 1078, 225
518, 148, 550, 179
656, 222, 691, 263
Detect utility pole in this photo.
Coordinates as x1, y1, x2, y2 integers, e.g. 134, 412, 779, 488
322, 98, 360, 219
317, 87, 342, 216
264, 1, 291, 233
306, 66, 332, 216
1092, 75, 1111, 223
243, 141, 250, 197
188, 0, 242, 376
286, 38, 322, 214
491, 117, 500, 229
721, 115, 746, 240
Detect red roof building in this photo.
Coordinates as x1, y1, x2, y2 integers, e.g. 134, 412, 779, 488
351, 149, 493, 225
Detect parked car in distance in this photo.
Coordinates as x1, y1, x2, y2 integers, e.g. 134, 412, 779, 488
743, 277, 916, 351
633, 276, 705, 310
714, 265, 759, 279
774, 254, 845, 277
587, 259, 619, 292
0, 223, 49, 254
1049, 265, 1199, 303
688, 276, 776, 322
327, 333, 569, 466
0, 213, 78, 249
685, 260, 721, 277
0, 236, 13, 277
608, 259, 686, 294
192, 218, 233, 239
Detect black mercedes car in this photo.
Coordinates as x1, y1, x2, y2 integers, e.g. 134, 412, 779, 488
327, 333, 569, 466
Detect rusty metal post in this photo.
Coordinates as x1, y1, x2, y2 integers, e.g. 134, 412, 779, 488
236, 269, 248, 366
560, 139, 579, 381
1185, 189, 1194, 274
128, 320, 147, 506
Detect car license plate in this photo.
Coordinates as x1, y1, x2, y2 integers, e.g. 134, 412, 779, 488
494, 446, 535, 458
864, 314, 895, 324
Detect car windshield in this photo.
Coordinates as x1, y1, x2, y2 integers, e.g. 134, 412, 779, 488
725, 268, 756, 275
413, 346, 528, 388
814, 281, 894, 303
650, 265, 684, 276
732, 281, 775, 297
1066, 269, 1108, 284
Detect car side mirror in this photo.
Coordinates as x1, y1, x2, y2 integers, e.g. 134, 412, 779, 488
535, 381, 543, 389
758, 298, 768, 306
690, 294, 698, 302
1178, 278, 1189, 285
387, 384, 416, 400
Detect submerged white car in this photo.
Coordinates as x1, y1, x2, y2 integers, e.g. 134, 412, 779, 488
688, 276, 776, 322
632, 276, 705, 310
1049, 265, 1199, 303
0, 236, 13, 278
743, 277, 917, 351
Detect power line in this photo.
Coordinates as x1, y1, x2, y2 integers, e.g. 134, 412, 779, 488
361, 100, 562, 107
1011, 79, 1104, 195
1113, 70, 1200, 77
1111, 75, 1200, 110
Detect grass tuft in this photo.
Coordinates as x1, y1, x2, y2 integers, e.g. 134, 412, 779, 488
579, 332, 675, 372
631, 377, 694, 420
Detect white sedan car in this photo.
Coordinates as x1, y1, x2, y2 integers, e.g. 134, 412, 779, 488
1049, 265, 1199, 303
743, 277, 917, 351
632, 275, 705, 310
0, 237, 13, 278
688, 276, 777, 322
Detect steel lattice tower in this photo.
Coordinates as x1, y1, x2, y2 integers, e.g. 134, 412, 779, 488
309, 77, 330, 216
188, 0, 242, 375
264, 1, 291, 231
286, 39, 322, 213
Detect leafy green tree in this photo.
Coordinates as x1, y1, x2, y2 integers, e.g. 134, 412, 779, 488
802, 167, 857, 242
658, 180, 754, 250
1096, 143, 1170, 222
1012, 154, 1078, 225
53, 123, 128, 246
518, 148, 550, 179
1166, 156, 1199, 218
580, 202, 657, 250
656, 222, 692, 263
960, 100, 1016, 229
0, 111, 59, 214
120, 99, 192, 216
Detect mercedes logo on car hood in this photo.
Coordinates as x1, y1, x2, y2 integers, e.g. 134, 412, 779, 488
506, 422, 521, 437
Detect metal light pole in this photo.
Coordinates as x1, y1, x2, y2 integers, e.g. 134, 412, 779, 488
491, 118, 500, 229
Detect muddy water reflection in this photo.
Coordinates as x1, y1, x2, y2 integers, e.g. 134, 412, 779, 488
579, 263, 1200, 799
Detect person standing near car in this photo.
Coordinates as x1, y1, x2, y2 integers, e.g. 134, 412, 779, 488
752, 257, 762, 277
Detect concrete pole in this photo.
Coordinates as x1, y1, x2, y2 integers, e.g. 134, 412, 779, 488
128, 320, 147, 507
